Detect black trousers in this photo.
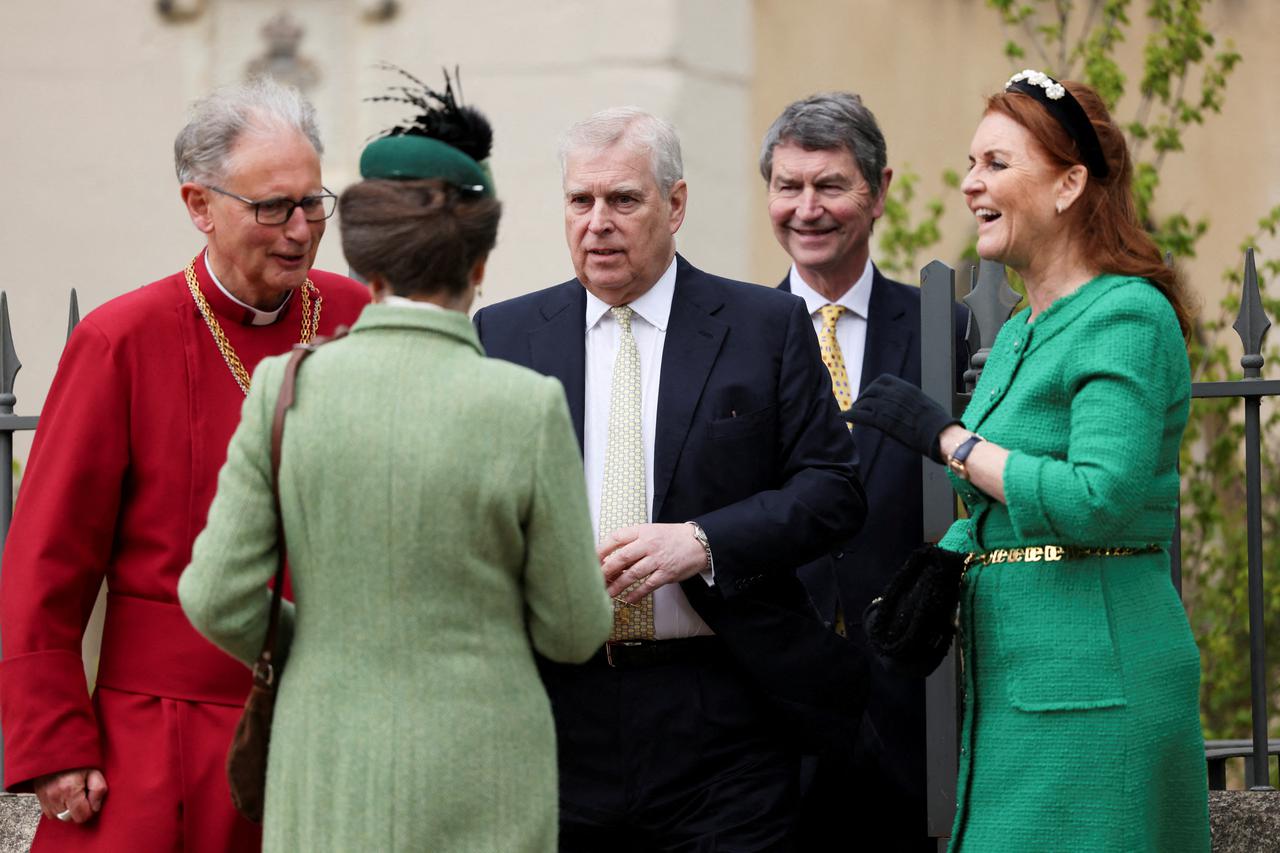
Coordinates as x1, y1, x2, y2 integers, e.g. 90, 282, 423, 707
540, 640, 799, 853
793, 658, 933, 853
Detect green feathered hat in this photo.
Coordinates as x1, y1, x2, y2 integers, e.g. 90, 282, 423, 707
359, 64, 495, 196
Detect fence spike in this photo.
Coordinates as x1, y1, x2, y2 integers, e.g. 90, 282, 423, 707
67, 289, 80, 342
1233, 248, 1270, 378
962, 260, 1020, 352
0, 292, 21, 397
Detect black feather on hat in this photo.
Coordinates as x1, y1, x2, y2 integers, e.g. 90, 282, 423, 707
360, 63, 495, 194
366, 63, 493, 162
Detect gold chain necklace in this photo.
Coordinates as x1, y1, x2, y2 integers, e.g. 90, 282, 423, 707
184, 255, 323, 395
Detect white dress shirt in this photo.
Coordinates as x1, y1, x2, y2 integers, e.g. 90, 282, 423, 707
583, 256, 713, 639
787, 261, 874, 401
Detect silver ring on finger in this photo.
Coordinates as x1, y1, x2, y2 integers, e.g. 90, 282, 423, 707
56, 809, 73, 822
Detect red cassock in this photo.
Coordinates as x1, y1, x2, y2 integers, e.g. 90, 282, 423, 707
0, 255, 369, 851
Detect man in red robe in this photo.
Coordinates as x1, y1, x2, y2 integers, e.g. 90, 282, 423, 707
0, 79, 369, 851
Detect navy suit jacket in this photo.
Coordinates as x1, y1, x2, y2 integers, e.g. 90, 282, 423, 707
781, 265, 969, 794
780, 266, 968, 633
474, 255, 869, 746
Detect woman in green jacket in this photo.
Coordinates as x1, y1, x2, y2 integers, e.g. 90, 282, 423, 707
180, 80, 613, 852
849, 73, 1209, 851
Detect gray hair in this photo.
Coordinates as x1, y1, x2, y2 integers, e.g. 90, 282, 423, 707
174, 77, 323, 185
759, 92, 887, 197
558, 107, 683, 195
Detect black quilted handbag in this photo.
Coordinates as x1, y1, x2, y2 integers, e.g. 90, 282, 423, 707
862, 545, 968, 678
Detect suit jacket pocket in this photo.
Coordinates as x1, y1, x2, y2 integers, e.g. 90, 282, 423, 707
994, 561, 1127, 712
707, 404, 776, 441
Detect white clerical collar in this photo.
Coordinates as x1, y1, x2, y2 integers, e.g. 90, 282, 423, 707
788, 260, 874, 320
380, 294, 446, 312
202, 250, 292, 326
584, 254, 677, 332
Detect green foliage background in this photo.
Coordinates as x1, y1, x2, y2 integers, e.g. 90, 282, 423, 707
878, 0, 1280, 777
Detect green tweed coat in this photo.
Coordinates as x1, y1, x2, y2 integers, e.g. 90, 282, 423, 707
938, 275, 1210, 852
180, 305, 613, 852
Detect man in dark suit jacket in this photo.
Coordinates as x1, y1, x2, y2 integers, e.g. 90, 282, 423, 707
475, 107, 867, 851
761, 92, 968, 851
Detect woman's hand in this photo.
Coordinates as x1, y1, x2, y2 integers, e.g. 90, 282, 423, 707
33, 767, 107, 824
844, 373, 960, 462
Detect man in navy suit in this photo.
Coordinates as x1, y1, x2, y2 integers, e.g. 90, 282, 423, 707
761, 91, 968, 851
475, 107, 867, 851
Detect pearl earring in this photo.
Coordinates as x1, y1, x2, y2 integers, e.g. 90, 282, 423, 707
1055, 201, 1065, 214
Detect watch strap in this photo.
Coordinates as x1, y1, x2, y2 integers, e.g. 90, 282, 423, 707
947, 434, 984, 479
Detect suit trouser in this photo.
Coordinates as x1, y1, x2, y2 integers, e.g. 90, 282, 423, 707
30, 687, 260, 852
541, 639, 798, 853
794, 653, 932, 853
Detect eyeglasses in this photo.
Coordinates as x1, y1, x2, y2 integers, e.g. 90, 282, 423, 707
207, 185, 338, 225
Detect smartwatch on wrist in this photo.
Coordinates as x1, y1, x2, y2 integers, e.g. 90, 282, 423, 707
947, 433, 984, 480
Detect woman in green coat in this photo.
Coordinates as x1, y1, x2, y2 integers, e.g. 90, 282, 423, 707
180, 86, 613, 852
849, 73, 1209, 850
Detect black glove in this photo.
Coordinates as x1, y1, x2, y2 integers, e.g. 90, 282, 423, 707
843, 373, 960, 463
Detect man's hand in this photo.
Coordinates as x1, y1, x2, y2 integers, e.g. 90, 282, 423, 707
34, 767, 107, 824
599, 523, 708, 603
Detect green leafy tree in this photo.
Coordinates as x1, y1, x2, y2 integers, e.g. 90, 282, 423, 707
877, 168, 963, 279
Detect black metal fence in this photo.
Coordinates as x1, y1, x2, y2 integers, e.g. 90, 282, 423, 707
920, 254, 1279, 848
0, 290, 78, 774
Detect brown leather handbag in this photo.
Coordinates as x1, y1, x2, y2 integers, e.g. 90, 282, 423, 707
226, 335, 338, 823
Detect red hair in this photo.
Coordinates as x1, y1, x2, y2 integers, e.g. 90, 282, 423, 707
985, 82, 1195, 339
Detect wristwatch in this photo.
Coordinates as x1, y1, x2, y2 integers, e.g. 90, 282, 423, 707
947, 434, 984, 480
686, 521, 713, 572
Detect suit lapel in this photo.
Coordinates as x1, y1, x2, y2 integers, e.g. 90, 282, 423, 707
781, 267, 911, 483
652, 258, 728, 520
528, 284, 588, 450
855, 270, 911, 481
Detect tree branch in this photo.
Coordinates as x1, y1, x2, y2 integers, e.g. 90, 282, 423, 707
1069, 0, 1105, 79
1129, 90, 1155, 158
1151, 67, 1191, 175
1055, 0, 1072, 73
1022, 6, 1056, 70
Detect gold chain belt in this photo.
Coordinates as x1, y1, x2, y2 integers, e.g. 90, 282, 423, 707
964, 544, 1162, 568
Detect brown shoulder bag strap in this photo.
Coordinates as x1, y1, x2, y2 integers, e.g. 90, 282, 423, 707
252, 328, 349, 688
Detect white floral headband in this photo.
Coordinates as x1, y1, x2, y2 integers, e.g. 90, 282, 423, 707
1006, 69, 1066, 101
1003, 69, 1109, 179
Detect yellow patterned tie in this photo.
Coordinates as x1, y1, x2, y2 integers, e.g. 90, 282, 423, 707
601, 306, 655, 641
819, 305, 854, 425
819, 303, 852, 637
